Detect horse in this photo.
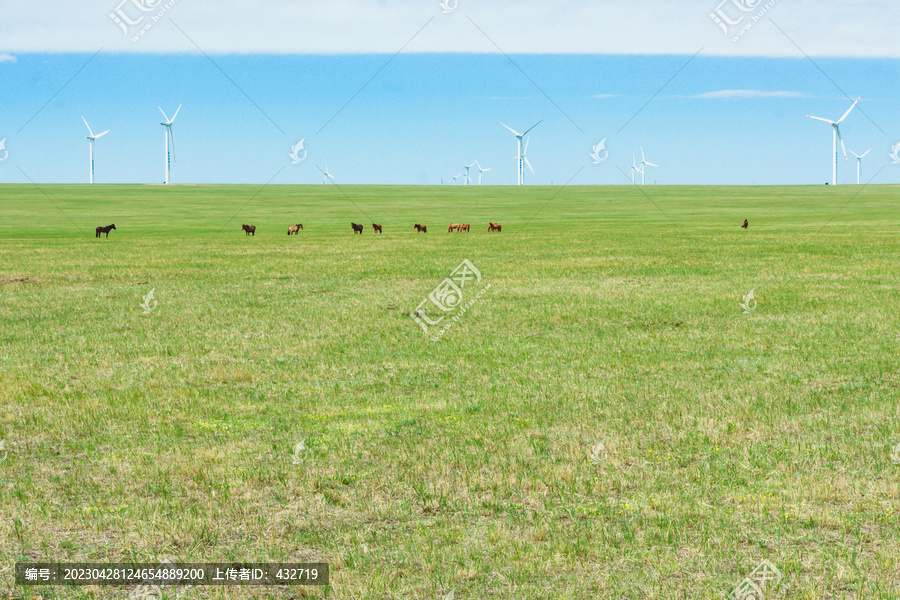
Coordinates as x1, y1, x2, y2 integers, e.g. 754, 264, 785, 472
448, 223, 460, 233
414, 224, 427, 233
95, 224, 116, 238
288, 224, 303, 235
742, 219, 749, 229
487, 222, 501, 232
351, 223, 364, 234
372, 223, 382, 234
242, 224, 256, 236
459, 224, 470, 233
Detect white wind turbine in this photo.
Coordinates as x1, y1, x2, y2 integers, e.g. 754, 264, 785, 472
81, 116, 109, 184
476, 161, 492, 185
806, 96, 860, 185
462, 161, 476, 185
158, 104, 181, 185
850, 149, 871, 185
317, 162, 336, 184
638, 146, 658, 185
629, 153, 638, 185
500, 120, 541, 185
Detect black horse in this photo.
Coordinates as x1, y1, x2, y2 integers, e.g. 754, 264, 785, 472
96, 224, 116, 238
351, 223, 363, 234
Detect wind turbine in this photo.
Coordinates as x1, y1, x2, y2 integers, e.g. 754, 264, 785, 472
639, 147, 658, 185
500, 120, 541, 185
850, 149, 871, 185
476, 161, 492, 185
806, 96, 860, 185
629, 153, 638, 185
317, 162, 336, 184
462, 161, 476, 185
158, 104, 181, 185
81, 116, 109, 184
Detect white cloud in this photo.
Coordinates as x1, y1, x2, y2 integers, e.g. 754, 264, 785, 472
0, 0, 898, 57
692, 90, 808, 99
0, 53, 16, 62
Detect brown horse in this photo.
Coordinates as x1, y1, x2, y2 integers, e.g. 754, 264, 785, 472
288, 224, 303, 235
448, 223, 460, 232
742, 219, 749, 229
414, 224, 427, 233
487, 222, 501, 232
459, 224, 470, 233
242, 224, 256, 236
95, 224, 116, 238
372, 223, 382, 234
351, 223, 363, 234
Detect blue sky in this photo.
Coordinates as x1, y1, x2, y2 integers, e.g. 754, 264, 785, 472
1, 0, 899, 186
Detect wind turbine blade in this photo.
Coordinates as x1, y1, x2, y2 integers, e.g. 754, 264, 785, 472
81, 116, 95, 137
640, 146, 646, 163
95, 130, 110, 139
523, 137, 529, 155
483, 168, 492, 172
158, 106, 171, 122
524, 156, 534, 173
171, 103, 182, 121
835, 125, 847, 160
645, 161, 658, 168
500, 122, 522, 137
861, 149, 871, 157
522, 119, 542, 136
805, 115, 834, 124
836, 96, 860, 124
168, 127, 176, 162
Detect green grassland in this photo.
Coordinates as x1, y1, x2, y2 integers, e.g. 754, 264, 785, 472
1, 183, 899, 599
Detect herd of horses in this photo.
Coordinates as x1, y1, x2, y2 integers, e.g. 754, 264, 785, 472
96, 219, 748, 239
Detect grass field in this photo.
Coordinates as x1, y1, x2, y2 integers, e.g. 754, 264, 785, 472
1, 183, 899, 599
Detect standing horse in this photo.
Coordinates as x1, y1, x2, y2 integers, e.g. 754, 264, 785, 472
459, 224, 470, 233
242, 224, 256, 236
351, 223, 364, 234
288, 224, 303, 235
372, 223, 382, 234
487, 222, 501, 232
414, 224, 427, 233
448, 223, 460, 232
95, 224, 116, 238
742, 219, 749, 229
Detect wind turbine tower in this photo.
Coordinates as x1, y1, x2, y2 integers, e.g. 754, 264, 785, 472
500, 120, 541, 185
806, 96, 860, 185
159, 104, 182, 185
81, 116, 109, 184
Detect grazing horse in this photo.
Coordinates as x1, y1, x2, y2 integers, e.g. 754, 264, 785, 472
242, 224, 256, 236
448, 223, 460, 233
351, 223, 364, 234
414, 224, 427, 233
95, 224, 116, 238
459, 224, 470, 233
487, 222, 501, 232
742, 219, 749, 229
288, 224, 303, 235
372, 223, 382, 234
